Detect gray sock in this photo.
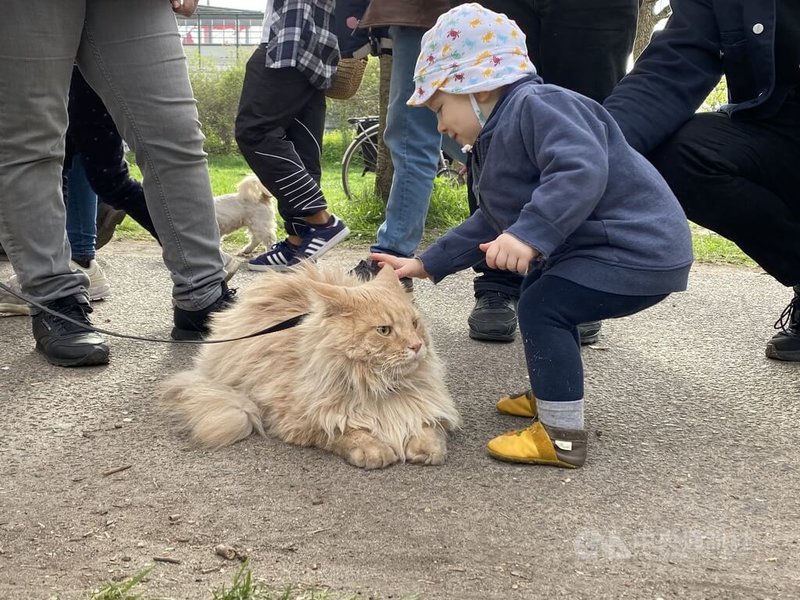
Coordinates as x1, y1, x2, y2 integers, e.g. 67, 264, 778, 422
536, 398, 584, 430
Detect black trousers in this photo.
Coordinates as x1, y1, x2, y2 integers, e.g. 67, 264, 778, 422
235, 45, 328, 237
469, 0, 640, 297
67, 67, 159, 241
649, 92, 800, 287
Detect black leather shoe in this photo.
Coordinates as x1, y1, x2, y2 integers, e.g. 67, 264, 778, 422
577, 321, 602, 345
172, 282, 237, 340
32, 296, 109, 367
468, 291, 517, 342
765, 286, 800, 361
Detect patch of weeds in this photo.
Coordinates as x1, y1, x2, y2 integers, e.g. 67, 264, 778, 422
86, 567, 152, 600
210, 563, 336, 600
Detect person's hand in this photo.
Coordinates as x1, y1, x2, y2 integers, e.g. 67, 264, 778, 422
171, 0, 198, 17
370, 253, 430, 279
479, 233, 539, 275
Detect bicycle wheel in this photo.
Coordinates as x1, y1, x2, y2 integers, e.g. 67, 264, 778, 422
436, 166, 465, 187
342, 123, 380, 202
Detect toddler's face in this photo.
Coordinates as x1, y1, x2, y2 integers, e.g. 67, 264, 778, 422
427, 91, 482, 147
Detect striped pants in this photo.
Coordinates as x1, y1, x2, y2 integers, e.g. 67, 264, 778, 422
236, 45, 328, 237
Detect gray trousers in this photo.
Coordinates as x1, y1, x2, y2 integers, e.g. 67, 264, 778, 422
0, 0, 224, 311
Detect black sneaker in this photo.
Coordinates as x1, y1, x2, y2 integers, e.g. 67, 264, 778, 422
468, 291, 517, 342
32, 296, 109, 367
172, 282, 237, 340
765, 286, 800, 362
577, 321, 602, 345
351, 258, 413, 291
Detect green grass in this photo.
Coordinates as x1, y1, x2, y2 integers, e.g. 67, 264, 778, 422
121, 151, 752, 267
689, 223, 754, 267
81, 563, 419, 600
123, 150, 468, 249
86, 567, 152, 600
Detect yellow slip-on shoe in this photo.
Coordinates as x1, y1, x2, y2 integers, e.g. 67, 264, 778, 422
496, 389, 536, 418
486, 421, 587, 468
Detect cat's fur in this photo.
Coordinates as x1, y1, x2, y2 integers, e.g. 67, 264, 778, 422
159, 263, 460, 469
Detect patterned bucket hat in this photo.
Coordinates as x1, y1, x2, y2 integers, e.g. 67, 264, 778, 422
407, 2, 535, 106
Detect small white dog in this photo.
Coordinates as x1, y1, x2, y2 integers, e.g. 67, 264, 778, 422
214, 175, 277, 255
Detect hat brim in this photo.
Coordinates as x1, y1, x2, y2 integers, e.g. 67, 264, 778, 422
406, 84, 438, 106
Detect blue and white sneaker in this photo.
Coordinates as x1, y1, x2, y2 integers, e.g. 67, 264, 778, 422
247, 239, 299, 271
297, 215, 350, 261
247, 216, 350, 272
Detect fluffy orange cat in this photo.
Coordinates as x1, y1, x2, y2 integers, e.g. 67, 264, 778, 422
160, 263, 460, 469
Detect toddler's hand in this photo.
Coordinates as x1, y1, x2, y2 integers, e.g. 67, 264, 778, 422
370, 253, 430, 279
479, 233, 539, 275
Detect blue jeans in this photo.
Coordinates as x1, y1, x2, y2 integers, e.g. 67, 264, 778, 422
370, 26, 441, 258
64, 154, 98, 264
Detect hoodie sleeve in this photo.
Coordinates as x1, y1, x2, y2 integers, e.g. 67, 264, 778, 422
505, 91, 610, 259
418, 208, 496, 283
603, 0, 723, 155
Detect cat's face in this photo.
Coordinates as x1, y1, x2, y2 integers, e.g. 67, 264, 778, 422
311, 271, 429, 375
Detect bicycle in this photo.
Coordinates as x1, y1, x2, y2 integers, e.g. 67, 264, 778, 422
341, 116, 464, 202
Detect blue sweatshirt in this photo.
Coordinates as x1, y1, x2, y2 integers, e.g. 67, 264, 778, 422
419, 76, 694, 297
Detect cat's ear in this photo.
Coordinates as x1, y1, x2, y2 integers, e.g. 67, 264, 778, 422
310, 281, 357, 315
374, 263, 399, 283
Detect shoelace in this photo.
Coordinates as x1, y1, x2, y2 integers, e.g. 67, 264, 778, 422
773, 293, 800, 333
214, 287, 237, 309
43, 301, 94, 335
477, 292, 514, 310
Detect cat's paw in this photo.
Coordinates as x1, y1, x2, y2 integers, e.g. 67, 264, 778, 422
345, 439, 399, 470
405, 429, 447, 465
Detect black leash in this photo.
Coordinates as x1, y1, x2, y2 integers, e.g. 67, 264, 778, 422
0, 279, 307, 345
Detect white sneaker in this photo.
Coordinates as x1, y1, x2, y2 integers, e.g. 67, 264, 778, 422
0, 275, 30, 316
70, 259, 111, 301
221, 251, 241, 283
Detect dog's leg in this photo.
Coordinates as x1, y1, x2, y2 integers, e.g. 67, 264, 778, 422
239, 233, 259, 256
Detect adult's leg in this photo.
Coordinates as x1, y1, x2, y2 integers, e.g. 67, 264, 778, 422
532, 0, 638, 102
371, 25, 442, 258
650, 107, 800, 287
67, 67, 159, 242
77, 0, 224, 311
0, 2, 89, 303
466, 165, 525, 342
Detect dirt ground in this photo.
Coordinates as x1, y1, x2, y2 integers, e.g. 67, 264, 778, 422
1, 242, 799, 599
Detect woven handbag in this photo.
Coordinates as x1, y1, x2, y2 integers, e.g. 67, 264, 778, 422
325, 57, 368, 100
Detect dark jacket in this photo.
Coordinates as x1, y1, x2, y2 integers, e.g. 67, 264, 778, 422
420, 77, 693, 296
605, 0, 784, 155
333, 0, 370, 57
359, 0, 450, 29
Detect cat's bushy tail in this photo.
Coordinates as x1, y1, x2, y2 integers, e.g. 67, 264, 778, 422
159, 372, 265, 449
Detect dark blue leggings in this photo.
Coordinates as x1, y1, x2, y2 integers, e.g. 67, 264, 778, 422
518, 274, 668, 402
